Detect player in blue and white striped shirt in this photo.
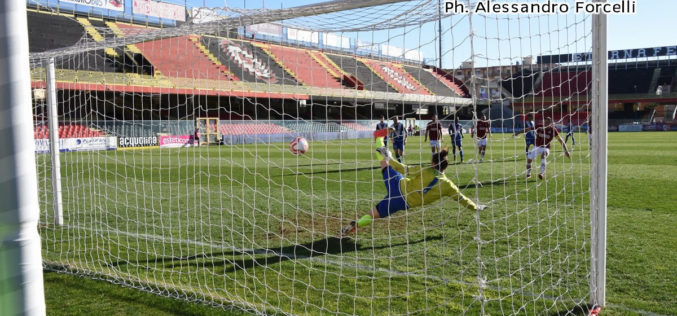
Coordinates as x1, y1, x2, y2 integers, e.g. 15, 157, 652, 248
448, 116, 464, 162
390, 116, 407, 163
522, 113, 536, 155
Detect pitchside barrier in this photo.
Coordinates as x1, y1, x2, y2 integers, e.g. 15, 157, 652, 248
35, 136, 117, 153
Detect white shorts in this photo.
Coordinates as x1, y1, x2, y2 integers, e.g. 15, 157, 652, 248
477, 138, 487, 147
527, 146, 550, 160
430, 140, 441, 148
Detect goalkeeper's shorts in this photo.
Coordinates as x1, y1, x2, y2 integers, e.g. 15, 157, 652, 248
376, 166, 409, 218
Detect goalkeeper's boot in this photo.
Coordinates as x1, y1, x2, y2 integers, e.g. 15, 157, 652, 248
477, 204, 488, 211
341, 221, 357, 236
376, 146, 392, 160
538, 173, 545, 180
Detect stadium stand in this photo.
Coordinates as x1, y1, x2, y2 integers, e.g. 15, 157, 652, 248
28, 11, 121, 72
608, 67, 654, 94
501, 69, 539, 98
92, 121, 193, 137
114, 24, 230, 80
402, 65, 462, 96
307, 51, 346, 83
263, 44, 344, 89
340, 122, 372, 132
656, 66, 676, 91
135, 35, 232, 80
75, 17, 119, 59
535, 71, 591, 97
280, 121, 350, 133
105, 21, 155, 75
359, 60, 431, 95
202, 37, 288, 84
189, 36, 239, 80
80, 17, 153, 75
219, 123, 290, 135
308, 51, 363, 89
27, 11, 83, 52
33, 124, 106, 139
26, 10, 467, 101
325, 53, 394, 92
431, 68, 468, 97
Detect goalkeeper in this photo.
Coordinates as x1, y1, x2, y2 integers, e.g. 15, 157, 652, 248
341, 138, 487, 235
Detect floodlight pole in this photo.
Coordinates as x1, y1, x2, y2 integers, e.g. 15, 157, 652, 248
0, 1, 47, 315
590, 4, 608, 308
46, 58, 64, 226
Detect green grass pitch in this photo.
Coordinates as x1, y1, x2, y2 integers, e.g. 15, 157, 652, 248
39, 132, 676, 315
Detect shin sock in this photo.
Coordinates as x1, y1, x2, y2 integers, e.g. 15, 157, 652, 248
357, 215, 373, 227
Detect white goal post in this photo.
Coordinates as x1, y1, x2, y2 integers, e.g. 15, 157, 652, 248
0, 1, 46, 315
590, 2, 608, 307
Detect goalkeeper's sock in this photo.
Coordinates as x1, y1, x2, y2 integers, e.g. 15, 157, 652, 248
376, 137, 385, 147
374, 137, 386, 162
460, 150, 464, 162
356, 215, 373, 227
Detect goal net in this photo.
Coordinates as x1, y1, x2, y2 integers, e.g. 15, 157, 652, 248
29, 0, 600, 314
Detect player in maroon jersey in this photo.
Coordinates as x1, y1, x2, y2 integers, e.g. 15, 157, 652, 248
474, 114, 491, 162
424, 115, 444, 154
526, 117, 571, 179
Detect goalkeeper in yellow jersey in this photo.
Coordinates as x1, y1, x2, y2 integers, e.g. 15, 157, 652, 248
341, 138, 487, 235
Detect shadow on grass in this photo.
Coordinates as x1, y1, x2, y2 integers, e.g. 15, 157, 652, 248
548, 303, 594, 316
221, 235, 441, 272
108, 235, 443, 273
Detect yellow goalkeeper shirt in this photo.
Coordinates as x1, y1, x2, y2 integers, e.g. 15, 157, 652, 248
388, 159, 478, 211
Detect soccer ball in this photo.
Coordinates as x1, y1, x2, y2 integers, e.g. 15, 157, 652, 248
289, 137, 309, 155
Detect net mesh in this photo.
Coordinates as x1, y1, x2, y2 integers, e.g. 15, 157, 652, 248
30, 0, 594, 314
